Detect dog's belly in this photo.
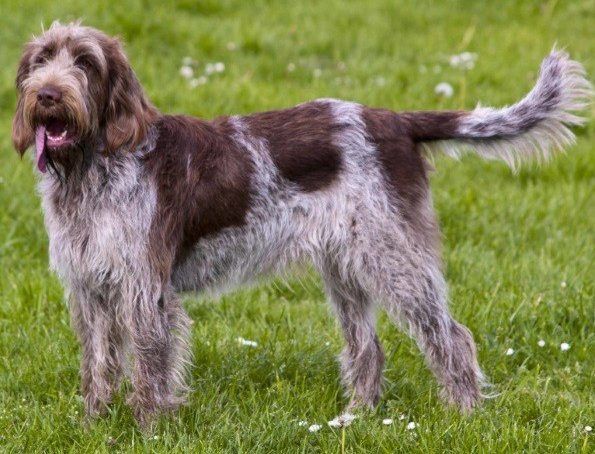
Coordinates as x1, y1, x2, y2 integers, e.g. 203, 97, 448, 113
171, 211, 306, 295
170, 186, 348, 295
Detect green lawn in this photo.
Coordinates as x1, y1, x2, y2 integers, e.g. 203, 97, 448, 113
1, 0, 595, 452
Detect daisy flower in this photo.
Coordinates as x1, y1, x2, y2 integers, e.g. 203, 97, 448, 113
434, 82, 453, 97
308, 424, 322, 432
237, 337, 258, 347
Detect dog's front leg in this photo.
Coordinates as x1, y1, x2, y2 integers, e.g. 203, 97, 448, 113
70, 289, 124, 422
124, 282, 191, 428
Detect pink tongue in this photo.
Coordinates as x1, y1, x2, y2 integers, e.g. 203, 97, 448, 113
35, 126, 47, 173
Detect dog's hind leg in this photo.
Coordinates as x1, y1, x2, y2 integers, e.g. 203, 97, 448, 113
364, 233, 484, 411
320, 261, 385, 413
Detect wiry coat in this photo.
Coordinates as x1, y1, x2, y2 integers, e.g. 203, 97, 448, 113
12, 22, 593, 426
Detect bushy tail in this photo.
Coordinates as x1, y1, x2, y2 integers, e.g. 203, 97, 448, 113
413, 50, 593, 169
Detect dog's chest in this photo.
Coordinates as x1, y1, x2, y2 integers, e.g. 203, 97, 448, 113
39, 160, 156, 287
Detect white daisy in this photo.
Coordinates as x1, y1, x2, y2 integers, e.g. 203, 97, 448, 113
298, 421, 308, 427
449, 52, 477, 70
190, 76, 208, 88
308, 424, 322, 432
560, 342, 570, 351
382, 418, 393, 425
407, 422, 417, 430
538, 340, 546, 347
434, 82, 453, 97
179, 66, 193, 79
506, 348, 514, 356
205, 63, 216, 75
585, 426, 593, 433
327, 418, 341, 428
328, 413, 357, 428
449, 55, 461, 67
237, 337, 258, 347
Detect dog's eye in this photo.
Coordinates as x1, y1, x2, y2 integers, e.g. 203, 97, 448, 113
33, 55, 45, 66
75, 57, 94, 72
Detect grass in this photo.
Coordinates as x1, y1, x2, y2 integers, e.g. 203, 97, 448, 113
1, 0, 595, 452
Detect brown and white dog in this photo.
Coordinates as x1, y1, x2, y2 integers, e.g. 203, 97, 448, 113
12, 22, 592, 427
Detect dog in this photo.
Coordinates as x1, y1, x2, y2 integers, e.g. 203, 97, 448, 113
12, 22, 592, 427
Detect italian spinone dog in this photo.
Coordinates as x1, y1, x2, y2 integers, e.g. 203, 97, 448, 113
12, 22, 592, 426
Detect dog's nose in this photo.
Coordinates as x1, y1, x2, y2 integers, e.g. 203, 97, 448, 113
37, 86, 62, 107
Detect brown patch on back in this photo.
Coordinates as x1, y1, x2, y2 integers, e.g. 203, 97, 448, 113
145, 115, 253, 277
244, 102, 343, 192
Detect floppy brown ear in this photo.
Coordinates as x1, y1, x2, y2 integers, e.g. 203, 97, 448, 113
12, 45, 35, 155
104, 39, 158, 154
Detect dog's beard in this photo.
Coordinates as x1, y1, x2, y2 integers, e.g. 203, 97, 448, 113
46, 141, 90, 181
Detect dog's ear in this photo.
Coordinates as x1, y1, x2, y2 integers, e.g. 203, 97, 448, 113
104, 38, 158, 154
12, 44, 35, 156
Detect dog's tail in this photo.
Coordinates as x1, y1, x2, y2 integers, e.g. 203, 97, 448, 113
408, 50, 593, 169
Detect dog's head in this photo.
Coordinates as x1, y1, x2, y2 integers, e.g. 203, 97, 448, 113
12, 22, 158, 175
